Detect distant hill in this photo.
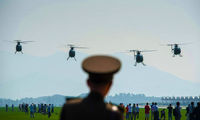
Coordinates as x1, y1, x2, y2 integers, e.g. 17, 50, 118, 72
0, 93, 161, 107
0, 51, 199, 100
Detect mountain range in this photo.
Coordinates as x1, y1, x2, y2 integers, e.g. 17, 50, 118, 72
0, 93, 161, 107
0, 51, 199, 100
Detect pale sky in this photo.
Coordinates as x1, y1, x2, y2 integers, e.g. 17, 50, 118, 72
0, 0, 200, 99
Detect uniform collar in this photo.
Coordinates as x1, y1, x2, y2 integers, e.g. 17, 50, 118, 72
87, 91, 104, 102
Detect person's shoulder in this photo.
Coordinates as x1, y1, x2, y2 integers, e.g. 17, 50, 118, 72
60, 98, 83, 120
106, 103, 121, 112
106, 103, 124, 118
62, 98, 83, 110
65, 98, 83, 105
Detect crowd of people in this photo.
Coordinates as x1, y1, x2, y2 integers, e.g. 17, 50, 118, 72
121, 101, 200, 120
125, 103, 140, 120
5, 101, 200, 120
5, 103, 54, 118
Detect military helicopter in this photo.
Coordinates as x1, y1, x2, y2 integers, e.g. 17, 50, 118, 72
162, 43, 191, 57
67, 44, 87, 61
127, 50, 156, 66
12, 40, 34, 54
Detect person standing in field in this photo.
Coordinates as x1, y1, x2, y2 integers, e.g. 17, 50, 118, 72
44, 104, 46, 114
132, 104, 136, 120
33, 104, 36, 113
167, 104, 173, 120
145, 103, 150, 120
173, 102, 181, 120
126, 105, 129, 120
19, 104, 22, 111
29, 103, 35, 118
22, 103, 25, 112
51, 104, 54, 113
136, 104, 139, 119
189, 102, 195, 120
60, 55, 123, 120
153, 103, 159, 120
128, 103, 132, 120
5, 104, 8, 112
48, 104, 51, 118
25, 104, 29, 114
151, 102, 155, 120
160, 109, 166, 120
193, 102, 200, 120
12, 104, 14, 112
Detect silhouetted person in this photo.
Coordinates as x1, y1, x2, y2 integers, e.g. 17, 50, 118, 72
154, 103, 159, 120
60, 55, 123, 120
29, 103, 34, 118
151, 102, 155, 120
193, 102, 200, 120
25, 104, 29, 114
173, 102, 181, 120
136, 104, 139, 119
51, 104, 54, 113
44, 104, 47, 114
167, 104, 173, 120
22, 103, 25, 112
19, 104, 22, 111
132, 104, 136, 120
48, 104, 51, 118
145, 103, 150, 120
38, 104, 41, 113
128, 103, 132, 120
153, 103, 159, 120
33, 104, 36, 113
189, 102, 195, 120
186, 104, 190, 120
12, 104, 14, 112
126, 105, 129, 120
6, 104, 8, 112
160, 109, 165, 120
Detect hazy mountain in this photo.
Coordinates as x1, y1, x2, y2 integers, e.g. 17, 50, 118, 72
0, 93, 161, 107
0, 51, 199, 100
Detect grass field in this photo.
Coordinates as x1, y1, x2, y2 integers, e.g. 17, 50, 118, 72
0, 107, 187, 120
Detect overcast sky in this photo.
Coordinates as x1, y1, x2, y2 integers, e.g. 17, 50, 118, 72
0, 0, 200, 98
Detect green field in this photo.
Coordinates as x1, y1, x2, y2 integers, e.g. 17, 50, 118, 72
0, 107, 187, 120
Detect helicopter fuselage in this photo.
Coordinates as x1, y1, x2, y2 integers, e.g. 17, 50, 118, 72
16, 44, 22, 52
69, 49, 75, 57
173, 47, 181, 55
136, 54, 143, 63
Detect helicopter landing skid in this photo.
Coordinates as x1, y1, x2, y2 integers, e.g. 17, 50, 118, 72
15, 51, 23, 54
73, 57, 77, 61
142, 62, 146, 66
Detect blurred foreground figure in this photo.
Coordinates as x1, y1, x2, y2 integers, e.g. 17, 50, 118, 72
60, 55, 123, 120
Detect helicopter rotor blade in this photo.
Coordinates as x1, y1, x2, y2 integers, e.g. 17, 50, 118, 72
20, 41, 34, 44
140, 50, 157, 52
178, 42, 193, 45
14, 40, 22, 42
161, 42, 192, 46
3, 40, 16, 43
73, 47, 88, 49
128, 50, 139, 52
160, 44, 173, 46
67, 44, 75, 47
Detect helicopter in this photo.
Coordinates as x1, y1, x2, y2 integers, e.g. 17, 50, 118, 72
13, 40, 34, 54
67, 44, 87, 61
162, 43, 191, 57
127, 50, 156, 66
